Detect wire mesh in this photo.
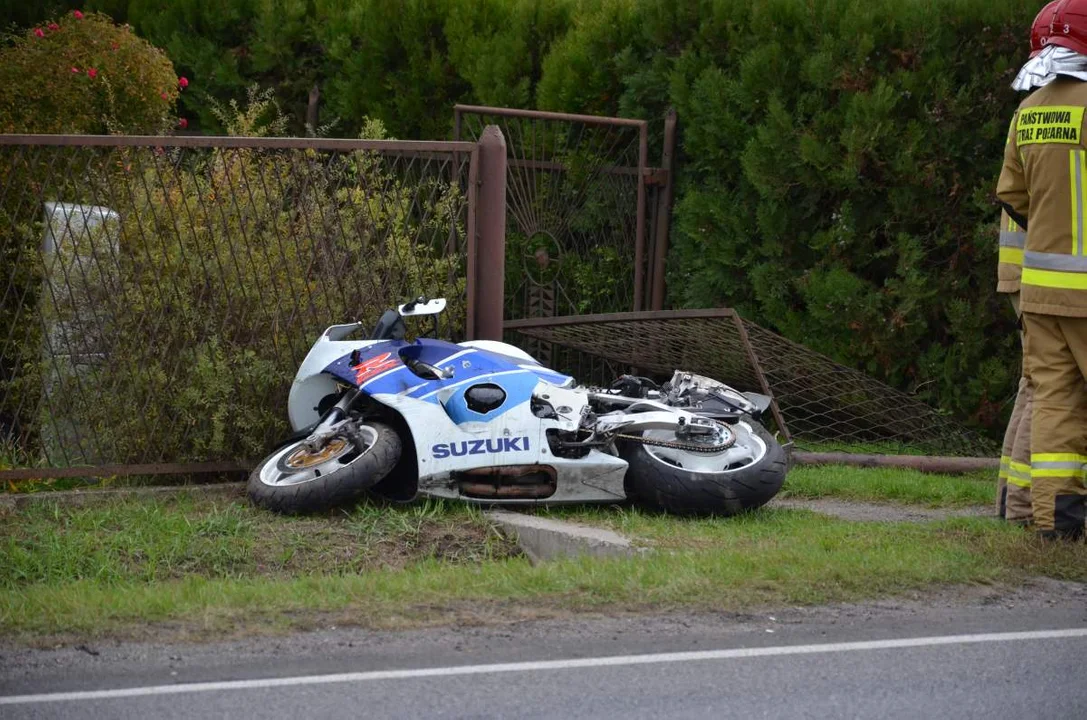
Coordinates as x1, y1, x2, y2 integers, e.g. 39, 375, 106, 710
455, 108, 647, 330
0, 136, 474, 477
508, 311, 998, 457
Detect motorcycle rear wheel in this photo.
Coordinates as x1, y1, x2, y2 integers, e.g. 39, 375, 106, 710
619, 417, 787, 516
247, 420, 401, 514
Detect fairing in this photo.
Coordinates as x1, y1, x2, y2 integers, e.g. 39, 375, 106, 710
288, 334, 622, 504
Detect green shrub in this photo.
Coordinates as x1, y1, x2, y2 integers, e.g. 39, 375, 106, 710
3, 0, 1052, 439
48, 92, 467, 464
0, 10, 178, 133
536, 0, 1037, 435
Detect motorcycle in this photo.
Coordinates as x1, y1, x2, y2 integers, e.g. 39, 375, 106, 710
247, 297, 789, 515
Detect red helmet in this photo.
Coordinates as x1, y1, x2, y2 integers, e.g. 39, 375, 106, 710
1048, 0, 1087, 56
1032, 1, 1061, 57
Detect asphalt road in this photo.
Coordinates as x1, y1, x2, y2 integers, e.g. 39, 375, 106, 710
3, 583, 1086, 719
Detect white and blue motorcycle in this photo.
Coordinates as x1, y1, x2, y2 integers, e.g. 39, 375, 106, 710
247, 297, 788, 516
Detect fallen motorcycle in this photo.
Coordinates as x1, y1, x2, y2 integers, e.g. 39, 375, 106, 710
247, 296, 788, 515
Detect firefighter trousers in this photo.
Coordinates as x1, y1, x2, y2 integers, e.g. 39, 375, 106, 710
998, 294, 1033, 522
1022, 312, 1087, 539
999, 377, 1034, 521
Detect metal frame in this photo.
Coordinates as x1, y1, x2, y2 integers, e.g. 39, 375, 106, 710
0, 134, 477, 154
0, 132, 491, 482
0, 461, 245, 482
454, 105, 663, 312
505, 309, 792, 442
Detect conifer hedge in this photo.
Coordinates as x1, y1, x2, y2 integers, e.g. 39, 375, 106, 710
6, 0, 1044, 435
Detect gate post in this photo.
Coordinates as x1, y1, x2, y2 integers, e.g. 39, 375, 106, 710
650, 108, 677, 311
473, 125, 507, 341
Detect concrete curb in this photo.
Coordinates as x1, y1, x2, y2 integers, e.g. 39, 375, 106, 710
0, 482, 246, 510
485, 510, 646, 564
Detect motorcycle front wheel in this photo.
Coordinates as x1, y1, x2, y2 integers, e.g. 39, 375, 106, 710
247, 420, 402, 514
619, 417, 787, 516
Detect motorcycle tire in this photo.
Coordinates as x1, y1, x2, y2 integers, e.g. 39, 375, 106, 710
619, 417, 787, 516
247, 420, 402, 514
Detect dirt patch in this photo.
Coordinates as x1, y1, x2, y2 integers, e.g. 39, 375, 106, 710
244, 512, 518, 576
768, 497, 991, 523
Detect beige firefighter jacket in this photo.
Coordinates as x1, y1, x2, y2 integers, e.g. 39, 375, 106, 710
998, 208, 1025, 294
997, 77, 1087, 316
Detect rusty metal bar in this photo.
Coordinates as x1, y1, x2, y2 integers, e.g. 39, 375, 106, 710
632, 124, 649, 312
791, 453, 998, 473
0, 461, 247, 482
650, 109, 677, 311
466, 144, 480, 340
731, 313, 792, 443
0, 134, 476, 153
475, 125, 507, 340
454, 104, 648, 128
505, 308, 737, 330
507, 157, 645, 177
2, 482, 246, 509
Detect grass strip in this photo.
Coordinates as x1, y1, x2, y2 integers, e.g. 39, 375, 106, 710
778, 465, 994, 507
2, 496, 1084, 642
0, 494, 516, 587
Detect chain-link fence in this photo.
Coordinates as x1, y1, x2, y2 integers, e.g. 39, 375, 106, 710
0, 135, 476, 479
507, 310, 999, 457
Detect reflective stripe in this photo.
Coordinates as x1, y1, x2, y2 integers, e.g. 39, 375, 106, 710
1031, 468, 1085, 478
1022, 267, 1087, 290
1031, 455, 1087, 479
1074, 150, 1086, 256
1004, 458, 1030, 487
1073, 150, 1079, 255
1080, 150, 1087, 256
1030, 461, 1085, 470
1008, 459, 1032, 487
999, 230, 1026, 248
1032, 453, 1087, 463
1008, 462, 1032, 483
999, 248, 1024, 266
1023, 250, 1087, 271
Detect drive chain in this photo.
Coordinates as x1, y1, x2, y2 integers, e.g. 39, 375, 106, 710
615, 429, 736, 454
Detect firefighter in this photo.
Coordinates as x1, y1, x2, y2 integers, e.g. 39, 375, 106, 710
997, 207, 1033, 524
997, 0, 1087, 541
997, 2, 1059, 524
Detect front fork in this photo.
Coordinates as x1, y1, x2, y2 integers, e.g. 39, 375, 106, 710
302, 388, 367, 453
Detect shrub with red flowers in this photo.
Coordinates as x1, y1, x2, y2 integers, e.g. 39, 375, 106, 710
0, 11, 179, 134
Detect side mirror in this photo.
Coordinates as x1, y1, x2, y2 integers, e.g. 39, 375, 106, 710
399, 297, 447, 317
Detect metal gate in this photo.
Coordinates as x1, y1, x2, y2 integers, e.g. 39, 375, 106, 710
454, 105, 676, 322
